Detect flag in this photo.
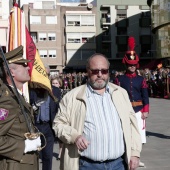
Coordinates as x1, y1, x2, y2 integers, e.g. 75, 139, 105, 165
7, 3, 52, 99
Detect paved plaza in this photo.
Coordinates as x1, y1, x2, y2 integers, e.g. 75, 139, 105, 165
39, 97, 170, 170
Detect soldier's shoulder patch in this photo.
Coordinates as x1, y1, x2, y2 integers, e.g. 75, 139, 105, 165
0, 108, 9, 120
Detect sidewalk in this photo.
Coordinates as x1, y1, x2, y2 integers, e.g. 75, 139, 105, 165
140, 98, 170, 170
40, 97, 170, 170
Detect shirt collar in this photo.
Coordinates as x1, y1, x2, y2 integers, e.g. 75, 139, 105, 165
87, 83, 109, 97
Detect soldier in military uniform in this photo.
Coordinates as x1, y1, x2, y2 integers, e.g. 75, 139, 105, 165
0, 46, 41, 170
115, 37, 149, 167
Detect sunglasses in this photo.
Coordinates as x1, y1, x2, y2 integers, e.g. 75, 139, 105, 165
89, 69, 109, 75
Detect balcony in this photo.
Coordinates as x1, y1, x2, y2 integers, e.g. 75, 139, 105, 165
101, 17, 111, 25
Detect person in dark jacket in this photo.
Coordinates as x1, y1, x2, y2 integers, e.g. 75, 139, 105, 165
30, 66, 61, 170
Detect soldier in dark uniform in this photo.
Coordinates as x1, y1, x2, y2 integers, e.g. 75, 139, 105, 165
114, 37, 149, 167
0, 46, 41, 170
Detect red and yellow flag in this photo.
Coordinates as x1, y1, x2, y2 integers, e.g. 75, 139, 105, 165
7, 3, 52, 98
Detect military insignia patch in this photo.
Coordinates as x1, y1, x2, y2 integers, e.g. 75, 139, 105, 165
0, 108, 9, 120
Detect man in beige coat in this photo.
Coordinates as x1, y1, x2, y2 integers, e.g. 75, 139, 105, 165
53, 54, 141, 170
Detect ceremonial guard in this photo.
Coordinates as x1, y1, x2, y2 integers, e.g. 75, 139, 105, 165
0, 46, 41, 170
115, 37, 149, 167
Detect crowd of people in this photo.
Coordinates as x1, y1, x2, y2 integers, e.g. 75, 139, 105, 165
49, 66, 170, 100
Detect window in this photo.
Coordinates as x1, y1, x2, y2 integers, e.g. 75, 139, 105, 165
67, 33, 81, 43
139, 18, 151, 27
81, 33, 95, 43
39, 33, 47, 41
140, 35, 152, 44
116, 36, 128, 45
67, 32, 95, 43
66, 15, 80, 26
30, 32, 37, 43
81, 15, 95, 26
49, 50, 56, 58
30, 16, 41, 24
66, 14, 95, 26
48, 33, 56, 41
46, 16, 57, 24
39, 50, 47, 58
67, 50, 81, 62
117, 27, 127, 35
117, 10, 127, 19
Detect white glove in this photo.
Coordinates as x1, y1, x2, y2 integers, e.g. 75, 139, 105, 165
24, 137, 41, 153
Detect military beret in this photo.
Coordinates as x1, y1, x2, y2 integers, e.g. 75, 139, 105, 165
4, 45, 30, 64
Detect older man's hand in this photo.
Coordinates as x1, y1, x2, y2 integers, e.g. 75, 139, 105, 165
129, 156, 139, 170
75, 135, 90, 151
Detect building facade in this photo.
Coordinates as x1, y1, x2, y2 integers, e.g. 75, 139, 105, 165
22, 0, 96, 73
96, 0, 156, 70
148, 0, 170, 65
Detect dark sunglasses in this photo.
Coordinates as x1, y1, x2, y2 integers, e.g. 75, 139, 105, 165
89, 69, 109, 75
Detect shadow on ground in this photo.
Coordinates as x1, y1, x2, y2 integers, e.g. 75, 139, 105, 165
146, 131, 170, 139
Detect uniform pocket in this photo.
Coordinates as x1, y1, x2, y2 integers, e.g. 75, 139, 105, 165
19, 114, 25, 122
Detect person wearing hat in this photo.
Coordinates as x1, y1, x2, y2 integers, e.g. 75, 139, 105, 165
115, 37, 149, 167
0, 45, 41, 170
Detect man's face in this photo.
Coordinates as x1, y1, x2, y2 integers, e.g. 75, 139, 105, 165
127, 64, 137, 73
87, 56, 109, 90
10, 63, 30, 83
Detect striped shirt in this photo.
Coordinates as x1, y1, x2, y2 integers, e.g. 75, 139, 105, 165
80, 84, 124, 161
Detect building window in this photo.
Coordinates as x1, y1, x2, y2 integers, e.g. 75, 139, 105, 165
66, 15, 80, 26
117, 27, 127, 35
66, 14, 95, 26
30, 16, 41, 24
116, 36, 128, 45
67, 50, 81, 62
49, 50, 56, 58
67, 32, 95, 43
46, 16, 57, 24
67, 33, 81, 43
30, 32, 37, 43
81, 33, 95, 43
117, 10, 127, 20
39, 33, 47, 41
48, 33, 56, 41
139, 18, 151, 27
140, 35, 152, 44
81, 15, 95, 26
39, 50, 47, 58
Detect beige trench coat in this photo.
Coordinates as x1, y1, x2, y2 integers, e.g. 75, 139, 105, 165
53, 83, 141, 170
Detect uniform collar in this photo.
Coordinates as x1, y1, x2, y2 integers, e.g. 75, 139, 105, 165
125, 72, 137, 78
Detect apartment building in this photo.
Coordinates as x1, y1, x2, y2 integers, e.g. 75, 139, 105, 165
96, 0, 156, 69
61, 5, 96, 70
22, 0, 96, 72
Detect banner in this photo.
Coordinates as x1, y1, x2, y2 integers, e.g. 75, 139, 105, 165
7, 3, 52, 99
